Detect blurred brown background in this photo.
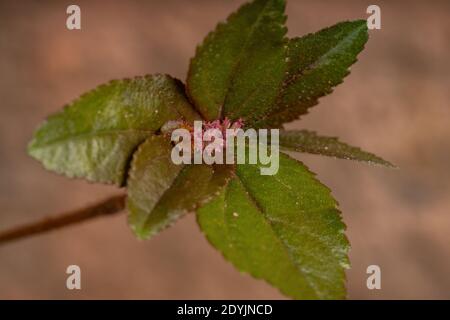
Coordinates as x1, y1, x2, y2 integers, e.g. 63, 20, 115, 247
0, 0, 449, 299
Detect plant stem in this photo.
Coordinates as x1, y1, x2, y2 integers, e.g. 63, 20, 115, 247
0, 194, 126, 246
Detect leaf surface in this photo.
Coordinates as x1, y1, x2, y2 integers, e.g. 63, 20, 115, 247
280, 130, 394, 167
187, 0, 287, 122
127, 135, 233, 239
197, 154, 349, 299
28, 75, 199, 185
254, 20, 368, 128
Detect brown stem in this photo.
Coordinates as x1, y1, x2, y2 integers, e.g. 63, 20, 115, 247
0, 194, 126, 246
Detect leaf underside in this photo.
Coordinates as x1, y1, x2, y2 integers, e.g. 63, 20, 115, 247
197, 154, 349, 299
280, 130, 394, 167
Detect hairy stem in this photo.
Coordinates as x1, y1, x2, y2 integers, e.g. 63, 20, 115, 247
0, 194, 126, 246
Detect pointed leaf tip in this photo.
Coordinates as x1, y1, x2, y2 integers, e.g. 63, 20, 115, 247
279, 130, 395, 167
254, 19, 369, 128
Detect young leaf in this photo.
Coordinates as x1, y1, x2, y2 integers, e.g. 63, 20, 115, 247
187, 0, 287, 121
197, 154, 349, 299
254, 20, 368, 128
127, 135, 233, 239
280, 130, 394, 167
28, 75, 199, 185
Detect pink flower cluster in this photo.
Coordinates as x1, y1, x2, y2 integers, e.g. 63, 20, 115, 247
194, 117, 244, 152
202, 117, 244, 132
162, 117, 245, 153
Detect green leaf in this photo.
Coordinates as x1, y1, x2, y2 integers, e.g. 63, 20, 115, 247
127, 135, 233, 239
280, 130, 394, 167
254, 20, 368, 128
187, 0, 287, 121
197, 154, 349, 299
28, 75, 199, 185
